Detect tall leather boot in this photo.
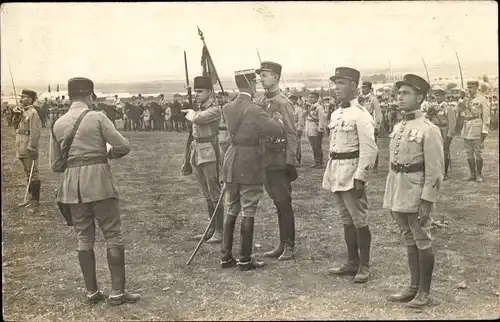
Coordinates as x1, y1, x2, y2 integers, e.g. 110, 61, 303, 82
238, 217, 266, 271
106, 246, 141, 306
220, 214, 238, 268
26, 180, 41, 209
328, 224, 359, 275
443, 158, 450, 180
353, 225, 372, 283
207, 203, 224, 244
476, 158, 484, 182
407, 247, 434, 308
278, 200, 295, 261
389, 245, 419, 302
465, 158, 476, 181
191, 200, 215, 241
263, 201, 285, 258
77, 249, 105, 304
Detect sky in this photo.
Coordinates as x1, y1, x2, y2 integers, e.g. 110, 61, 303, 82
1, 1, 498, 86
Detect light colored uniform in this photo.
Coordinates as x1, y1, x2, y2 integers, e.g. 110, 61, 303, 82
322, 98, 378, 227
16, 105, 42, 180
383, 110, 444, 249
461, 94, 490, 159
305, 102, 326, 136
50, 102, 131, 250
360, 93, 383, 131
429, 101, 457, 139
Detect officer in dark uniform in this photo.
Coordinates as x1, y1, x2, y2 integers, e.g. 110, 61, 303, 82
256, 61, 299, 261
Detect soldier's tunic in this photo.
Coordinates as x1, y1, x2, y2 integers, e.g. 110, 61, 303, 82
294, 103, 305, 164
428, 101, 457, 172
305, 102, 326, 165
218, 107, 230, 159
50, 102, 131, 250
383, 110, 444, 249
322, 98, 378, 227
360, 93, 383, 132
461, 94, 490, 160
16, 105, 42, 181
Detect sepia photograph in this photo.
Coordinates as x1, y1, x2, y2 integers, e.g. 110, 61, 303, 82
1, 1, 498, 320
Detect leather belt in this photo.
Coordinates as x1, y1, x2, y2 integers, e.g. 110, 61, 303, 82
16, 129, 30, 135
391, 162, 425, 173
66, 156, 108, 168
195, 136, 217, 143
330, 150, 359, 160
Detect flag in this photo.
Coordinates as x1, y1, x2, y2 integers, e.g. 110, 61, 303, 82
201, 44, 219, 86
48, 84, 51, 93
57, 84, 59, 92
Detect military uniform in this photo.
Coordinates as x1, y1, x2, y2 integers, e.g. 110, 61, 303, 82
256, 61, 299, 261
360, 81, 383, 170
50, 77, 139, 305
383, 74, 444, 308
183, 76, 224, 244
305, 93, 326, 168
428, 87, 457, 178
16, 89, 42, 208
324, 67, 378, 284
291, 95, 305, 165
461, 80, 491, 182
220, 69, 285, 270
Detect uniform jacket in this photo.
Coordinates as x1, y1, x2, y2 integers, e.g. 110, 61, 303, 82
15, 105, 42, 159
221, 93, 284, 185
461, 94, 490, 139
322, 98, 378, 192
184, 99, 221, 166
383, 110, 444, 213
294, 104, 305, 133
305, 102, 326, 136
164, 107, 172, 120
360, 93, 383, 131
50, 102, 131, 204
428, 101, 457, 138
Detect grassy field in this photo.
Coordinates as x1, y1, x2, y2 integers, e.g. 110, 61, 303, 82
2, 126, 499, 320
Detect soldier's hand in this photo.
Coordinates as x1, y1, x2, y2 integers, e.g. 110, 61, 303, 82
26, 147, 38, 159
481, 133, 487, 143
353, 179, 365, 198
181, 163, 192, 176
418, 200, 433, 225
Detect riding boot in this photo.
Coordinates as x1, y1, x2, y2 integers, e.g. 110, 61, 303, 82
191, 200, 215, 241
31, 180, 41, 203
444, 158, 450, 177
238, 217, 266, 271
389, 245, 419, 302
106, 246, 140, 306
407, 247, 434, 308
263, 201, 285, 258
465, 158, 476, 181
78, 249, 105, 304
328, 224, 359, 275
353, 225, 372, 283
207, 203, 224, 244
221, 214, 238, 268
278, 200, 295, 261
476, 158, 484, 182
373, 153, 379, 171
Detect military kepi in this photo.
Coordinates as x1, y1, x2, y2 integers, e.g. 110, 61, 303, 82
21, 89, 37, 101
362, 81, 372, 88
194, 76, 213, 90
234, 69, 256, 89
256, 61, 282, 76
68, 77, 95, 96
395, 74, 430, 96
329, 67, 361, 84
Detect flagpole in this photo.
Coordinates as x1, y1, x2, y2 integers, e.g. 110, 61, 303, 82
197, 26, 225, 95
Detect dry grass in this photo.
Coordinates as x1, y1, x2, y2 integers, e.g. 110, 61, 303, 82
2, 126, 499, 321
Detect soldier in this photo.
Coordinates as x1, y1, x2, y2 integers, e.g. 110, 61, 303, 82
304, 92, 326, 168
16, 89, 42, 209
220, 69, 285, 270
384, 74, 444, 308
50, 77, 140, 305
256, 61, 299, 261
324, 67, 378, 283
290, 95, 305, 166
359, 81, 383, 171
217, 94, 230, 160
181, 76, 224, 244
461, 80, 491, 182
428, 86, 457, 180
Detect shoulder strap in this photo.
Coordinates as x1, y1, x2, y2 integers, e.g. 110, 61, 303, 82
230, 105, 250, 139
54, 109, 91, 160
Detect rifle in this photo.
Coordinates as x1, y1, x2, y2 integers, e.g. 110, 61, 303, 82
181, 51, 194, 176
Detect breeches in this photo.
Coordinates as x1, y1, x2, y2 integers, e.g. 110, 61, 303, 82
307, 135, 323, 162
264, 169, 292, 202
464, 139, 483, 160
225, 183, 263, 218
69, 198, 123, 251
333, 189, 368, 228
191, 160, 221, 204
392, 211, 432, 250
20, 158, 39, 181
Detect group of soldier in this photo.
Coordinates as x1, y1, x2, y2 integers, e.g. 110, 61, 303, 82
8, 57, 493, 310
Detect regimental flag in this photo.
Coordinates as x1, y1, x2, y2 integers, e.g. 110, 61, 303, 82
48, 84, 51, 93
200, 44, 219, 86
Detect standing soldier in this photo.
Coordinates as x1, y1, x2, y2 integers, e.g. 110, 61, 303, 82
304, 92, 326, 168
181, 76, 224, 244
256, 61, 299, 261
220, 69, 285, 270
323, 67, 378, 283
359, 81, 383, 171
428, 86, 457, 180
384, 74, 444, 308
50, 77, 140, 305
16, 89, 42, 209
461, 80, 491, 182
290, 94, 305, 166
